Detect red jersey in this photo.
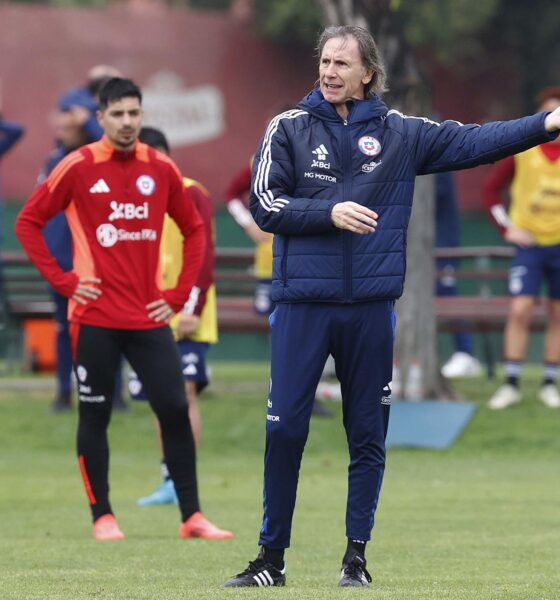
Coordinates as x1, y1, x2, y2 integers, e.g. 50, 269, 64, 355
16, 136, 205, 329
224, 162, 252, 205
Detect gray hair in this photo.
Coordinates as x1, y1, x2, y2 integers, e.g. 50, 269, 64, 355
316, 26, 388, 97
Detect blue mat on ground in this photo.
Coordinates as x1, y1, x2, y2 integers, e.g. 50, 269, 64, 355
386, 400, 477, 449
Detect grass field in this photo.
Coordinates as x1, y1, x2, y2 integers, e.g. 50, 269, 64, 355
1, 363, 560, 599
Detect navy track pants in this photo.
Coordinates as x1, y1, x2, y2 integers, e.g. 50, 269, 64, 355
259, 301, 394, 549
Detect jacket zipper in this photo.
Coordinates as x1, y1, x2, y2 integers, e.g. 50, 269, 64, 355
341, 119, 352, 301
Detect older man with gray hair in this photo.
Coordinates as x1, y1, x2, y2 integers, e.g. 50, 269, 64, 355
225, 25, 560, 589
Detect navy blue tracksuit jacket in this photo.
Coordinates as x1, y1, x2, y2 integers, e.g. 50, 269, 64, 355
249, 89, 556, 549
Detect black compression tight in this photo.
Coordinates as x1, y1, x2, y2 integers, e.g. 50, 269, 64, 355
73, 324, 199, 522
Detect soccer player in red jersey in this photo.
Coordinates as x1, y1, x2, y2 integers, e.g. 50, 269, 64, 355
16, 78, 232, 541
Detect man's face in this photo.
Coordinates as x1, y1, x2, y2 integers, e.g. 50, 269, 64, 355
55, 111, 89, 151
97, 96, 143, 151
319, 36, 373, 108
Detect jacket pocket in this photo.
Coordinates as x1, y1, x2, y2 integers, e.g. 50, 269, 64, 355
281, 237, 290, 286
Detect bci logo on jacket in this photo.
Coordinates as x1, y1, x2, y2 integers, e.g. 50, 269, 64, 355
108, 201, 149, 221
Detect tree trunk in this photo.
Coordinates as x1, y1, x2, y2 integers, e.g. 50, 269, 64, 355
394, 174, 454, 400
314, 0, 454, 400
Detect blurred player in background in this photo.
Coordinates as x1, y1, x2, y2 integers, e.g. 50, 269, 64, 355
225, 157, 275, 315
0, 78, 25, 246
485, 87, 560, 409
57, 65, 122, 143
131, 126, 219, 506
0, 80, 25, 330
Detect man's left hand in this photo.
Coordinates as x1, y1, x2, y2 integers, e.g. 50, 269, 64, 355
146, 299, 175, 323
331, 201, 378, 234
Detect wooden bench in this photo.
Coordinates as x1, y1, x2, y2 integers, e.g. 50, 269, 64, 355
213, 245, 525, 334
217, 297, 269, 332
435, 296, 547, 331
0, 245, 535, 336
212, 246, 541, 378
218, 295, 550, 335
1, 251, 52, 322
1, 245, 547, 377
0, 249, 269, 334
4, 292, 547, 334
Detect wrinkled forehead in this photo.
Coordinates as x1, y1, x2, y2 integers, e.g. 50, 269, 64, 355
321, 36, 358, 55
321, 35, 360, 60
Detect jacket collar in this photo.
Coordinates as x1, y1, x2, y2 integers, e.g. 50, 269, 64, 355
298, 89, 388, 123
98, 135, 139, 161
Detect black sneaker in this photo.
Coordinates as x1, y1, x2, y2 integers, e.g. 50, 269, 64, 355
224, 549, 286, 587
339, 548, 372, 587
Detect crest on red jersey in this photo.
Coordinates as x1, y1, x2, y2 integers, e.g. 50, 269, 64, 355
136, 175, 156, 196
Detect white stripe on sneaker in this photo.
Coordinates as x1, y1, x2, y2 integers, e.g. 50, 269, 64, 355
263, 570, 274, 585
253, 574, 263, 587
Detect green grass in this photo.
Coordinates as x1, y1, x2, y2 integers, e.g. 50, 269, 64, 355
1, 363, 560, 599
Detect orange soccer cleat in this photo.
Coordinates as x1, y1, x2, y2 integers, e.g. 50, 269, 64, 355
179, 512, 234, 540
93, 514, 125, 541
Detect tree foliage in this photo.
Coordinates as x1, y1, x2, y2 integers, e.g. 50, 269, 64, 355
486, 0, 560, 111
252, 0, 322, 44
400, 0, 560, 108
187, 0, 230, 9
253, 0, 501, 60
396, 0, 500, 61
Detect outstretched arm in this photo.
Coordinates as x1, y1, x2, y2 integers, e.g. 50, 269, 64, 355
400, 111, 558, 175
